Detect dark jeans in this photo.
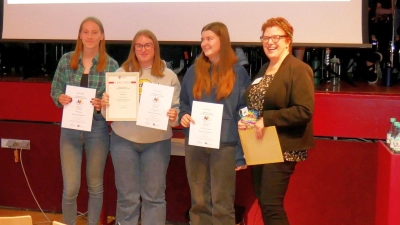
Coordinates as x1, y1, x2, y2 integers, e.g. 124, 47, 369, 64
252, 162, 297, 225
185, 141, 236, 225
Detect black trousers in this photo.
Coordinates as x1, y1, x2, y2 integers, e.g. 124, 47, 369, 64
252, 162, 297, 225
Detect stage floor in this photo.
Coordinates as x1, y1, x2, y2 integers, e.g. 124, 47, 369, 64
314, 79, 400, 95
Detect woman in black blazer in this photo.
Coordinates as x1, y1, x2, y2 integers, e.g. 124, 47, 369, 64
238, 17, 314, 225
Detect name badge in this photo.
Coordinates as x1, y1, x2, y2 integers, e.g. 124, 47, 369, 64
252, 77, 262, 85
239, 107, 249, 118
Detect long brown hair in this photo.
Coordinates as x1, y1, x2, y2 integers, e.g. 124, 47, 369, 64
121, 29, 165, 77
261, 17, 294, 53
70, 16, 108, 72
193, 22, 237, 102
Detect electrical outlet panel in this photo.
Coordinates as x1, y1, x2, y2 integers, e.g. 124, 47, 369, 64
1, 138, 30, 150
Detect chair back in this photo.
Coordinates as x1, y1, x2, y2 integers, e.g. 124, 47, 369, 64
0, 215, 32, 225
52, 221, 67, 225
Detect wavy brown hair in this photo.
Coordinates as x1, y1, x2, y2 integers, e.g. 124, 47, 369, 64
193, 22, 237, 101
121, 29, 165, 77
70, 16, 108, 72
261, 17, 293, 53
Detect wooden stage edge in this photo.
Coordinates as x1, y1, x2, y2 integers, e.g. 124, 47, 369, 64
314, 79, 400, 95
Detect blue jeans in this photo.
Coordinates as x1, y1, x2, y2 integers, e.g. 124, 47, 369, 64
60, 113, 110, 225
185, 141, 236, 225
110, 131, 171, 225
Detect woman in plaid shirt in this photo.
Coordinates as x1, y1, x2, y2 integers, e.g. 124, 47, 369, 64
50, 16, 118, 225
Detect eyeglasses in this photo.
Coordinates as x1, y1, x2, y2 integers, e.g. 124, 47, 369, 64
260, 35, 288, 43
135, 43, 153, 51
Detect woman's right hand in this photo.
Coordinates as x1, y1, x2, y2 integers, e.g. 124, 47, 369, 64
238, 119, 247, 131
101, 92, 109, 110
180, 114, 195, 128
58, 94, 72, 106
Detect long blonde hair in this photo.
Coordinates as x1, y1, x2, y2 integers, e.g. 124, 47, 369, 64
193, 22, 237, 101
70, 16, 108, 72
121, 29, 165, 77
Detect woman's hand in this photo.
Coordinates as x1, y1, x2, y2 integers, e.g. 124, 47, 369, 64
167, 108, 178, 122
254, 117, 264, 139
101, 93, 109, 110
238, 119, 247, 131
91, 97, 102, 111
235, 165, 247, 171
180, 114, 195, 128
58, 94, 72, 106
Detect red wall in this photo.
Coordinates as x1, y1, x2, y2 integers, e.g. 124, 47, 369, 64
0, 121, 93, 213
375, 141, 400, 225
0, 120, 378, 225
313, 92, 400, 139
1, 81, 399, 224
2, 81, 400, 137
0, 82, 62, 122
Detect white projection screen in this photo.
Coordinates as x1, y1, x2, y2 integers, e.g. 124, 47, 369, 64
2, 0, 368, 46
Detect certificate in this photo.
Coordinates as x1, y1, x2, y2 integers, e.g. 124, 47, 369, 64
106, 72, 139, 121
61, 85, 96, 131
136, 82, 174, 130
189, 101, 224, 149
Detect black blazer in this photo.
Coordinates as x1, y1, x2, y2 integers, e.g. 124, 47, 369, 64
244, 54, 314, 152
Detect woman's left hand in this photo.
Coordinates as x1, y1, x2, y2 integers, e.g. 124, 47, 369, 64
235, 165, 248, 171
254, 117, 264, 139
91, 97, 102, 112
167, 108, 178, 122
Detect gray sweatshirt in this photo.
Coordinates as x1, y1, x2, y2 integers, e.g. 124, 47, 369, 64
103, 65, 181, 143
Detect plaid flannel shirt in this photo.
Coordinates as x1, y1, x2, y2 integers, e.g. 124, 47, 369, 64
50, 51, 119, 108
